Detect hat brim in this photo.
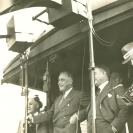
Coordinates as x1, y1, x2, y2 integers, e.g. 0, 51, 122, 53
122, 57, 131, 64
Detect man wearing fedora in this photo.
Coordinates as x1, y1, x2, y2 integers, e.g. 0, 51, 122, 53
121, 42, 133, 105
121, 42, 133, 65
121, 42, 133, 133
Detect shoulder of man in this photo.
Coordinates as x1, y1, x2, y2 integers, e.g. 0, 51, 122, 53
72, 89, 89, 97
71, 89, 83, 97
72, 89, 89, 106
72, 88, 81, 93
112, 84, 126, 96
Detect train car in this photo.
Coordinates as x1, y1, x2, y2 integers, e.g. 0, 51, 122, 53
1, 0, 133, 132
2, 0, 133, 95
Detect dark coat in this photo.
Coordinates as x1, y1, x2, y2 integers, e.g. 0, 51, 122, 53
33, 89, 87, 133
97, 83, 129, 133
79, 83, 129, 133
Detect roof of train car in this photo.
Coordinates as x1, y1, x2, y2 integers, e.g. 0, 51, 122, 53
2, 0, 133, 91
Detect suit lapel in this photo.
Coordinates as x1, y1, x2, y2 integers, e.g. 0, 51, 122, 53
100, 82, 112, 103
58, 89, 74, 109
54, 95, 63, 113
54, 89, 74, 114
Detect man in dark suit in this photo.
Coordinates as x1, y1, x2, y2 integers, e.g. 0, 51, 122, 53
29, 71, 87, 133
87, 65, 129, 133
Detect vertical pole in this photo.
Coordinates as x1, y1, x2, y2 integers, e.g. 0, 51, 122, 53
87, 0, 96, 133
46, 60, 49, 107
46, 60, 49, 108
20, 53, 29, 133
20, 55, 24, 96
24, 52, 28, 133
43, 60, 51, 133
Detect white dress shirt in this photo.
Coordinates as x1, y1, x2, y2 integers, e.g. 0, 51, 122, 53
98, 81, 109, 93
64, 87, 72, 98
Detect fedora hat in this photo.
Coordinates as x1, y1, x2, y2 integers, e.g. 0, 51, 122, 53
121, 42, 133, 64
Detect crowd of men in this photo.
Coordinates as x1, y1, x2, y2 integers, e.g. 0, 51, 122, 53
18, 42, 133, 133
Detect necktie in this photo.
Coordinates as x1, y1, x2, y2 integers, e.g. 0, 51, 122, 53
58, 95, 64, 106
96, 87, 100, 96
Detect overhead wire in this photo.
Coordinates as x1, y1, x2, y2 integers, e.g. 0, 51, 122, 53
88, 18, 115, 47
84, 1, 114, 47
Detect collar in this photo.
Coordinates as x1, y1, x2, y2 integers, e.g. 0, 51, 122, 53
32, 112, 39, 116
98, 81, 109, 93
64, 88, 72, 98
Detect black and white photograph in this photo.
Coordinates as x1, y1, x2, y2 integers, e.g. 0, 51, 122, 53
0, 0, 133, 133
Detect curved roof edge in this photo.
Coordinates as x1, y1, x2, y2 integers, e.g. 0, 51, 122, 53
2, 0, 133, 89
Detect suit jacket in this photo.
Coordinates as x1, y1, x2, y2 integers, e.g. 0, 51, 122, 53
99, 83, 129, 133
79, 83, 129, 133
33, 89, 87, 133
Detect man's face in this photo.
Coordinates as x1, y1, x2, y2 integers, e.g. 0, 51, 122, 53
28, 98, 39, 114
58, 73, 73, 92
94, 68, 106, 86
